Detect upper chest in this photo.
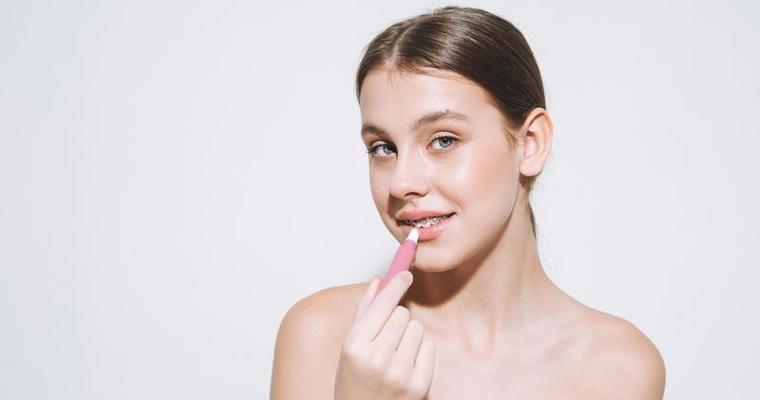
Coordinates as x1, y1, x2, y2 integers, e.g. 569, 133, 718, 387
423, 336, 595, 400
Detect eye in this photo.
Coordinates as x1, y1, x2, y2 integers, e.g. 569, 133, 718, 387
366, 142, 395, 158
431, 134, 459, 151
365, 134, 459, 159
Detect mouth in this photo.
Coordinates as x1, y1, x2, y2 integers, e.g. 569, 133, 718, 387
396, 212, 456, 241
396, 212, 456, 229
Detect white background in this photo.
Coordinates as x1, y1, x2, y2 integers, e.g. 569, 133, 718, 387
1, 0, 758, 398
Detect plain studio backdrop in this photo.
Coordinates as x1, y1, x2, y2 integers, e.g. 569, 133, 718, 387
1, 0, 758, 398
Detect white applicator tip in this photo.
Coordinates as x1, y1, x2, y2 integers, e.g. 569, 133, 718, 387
406, 228, 419, 244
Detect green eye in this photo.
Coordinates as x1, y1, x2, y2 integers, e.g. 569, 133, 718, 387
366, 143, 395, 157
431, 135, 458, 150
365, 135, 458, 158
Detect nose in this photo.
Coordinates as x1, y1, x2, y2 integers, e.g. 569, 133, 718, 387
388, 146, 430, 200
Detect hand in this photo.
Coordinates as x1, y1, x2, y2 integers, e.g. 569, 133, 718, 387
334, 271, 436, 400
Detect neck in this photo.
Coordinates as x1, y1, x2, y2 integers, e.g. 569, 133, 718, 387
403, 197, 561, 357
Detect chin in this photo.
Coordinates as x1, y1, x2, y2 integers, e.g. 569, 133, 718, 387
411, 247, 459, 272
412, 262, 458, 274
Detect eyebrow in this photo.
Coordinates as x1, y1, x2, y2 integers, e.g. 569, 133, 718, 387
361, 109, 470, 137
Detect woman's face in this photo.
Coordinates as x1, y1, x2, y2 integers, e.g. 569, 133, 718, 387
359, 66, 525, 271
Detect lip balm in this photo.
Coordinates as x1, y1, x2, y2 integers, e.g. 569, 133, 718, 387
378, 228, 419, 292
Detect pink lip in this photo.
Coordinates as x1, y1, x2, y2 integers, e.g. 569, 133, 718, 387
398, 214, 455, 241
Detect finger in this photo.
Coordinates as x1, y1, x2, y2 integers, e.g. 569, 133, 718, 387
352, 271, 413, 341
410, 340, 436, 393
371, 305, 410, 353
388, 319, 425, 376
352, 276, 380, 325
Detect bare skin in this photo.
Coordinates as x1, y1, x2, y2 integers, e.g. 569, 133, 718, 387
270, 66, 665, 399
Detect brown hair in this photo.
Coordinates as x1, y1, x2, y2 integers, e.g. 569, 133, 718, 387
355, 6, 546, 238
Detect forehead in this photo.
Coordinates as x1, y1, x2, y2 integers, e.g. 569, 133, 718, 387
359, 67, 495, 122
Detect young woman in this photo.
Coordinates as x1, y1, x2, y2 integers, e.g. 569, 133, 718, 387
271, 6, 665, 399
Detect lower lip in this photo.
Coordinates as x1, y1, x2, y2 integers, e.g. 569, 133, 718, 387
399, 214, 455, 241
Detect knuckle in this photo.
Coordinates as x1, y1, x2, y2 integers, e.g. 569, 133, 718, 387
368, 351, 388, 371
395, 306, 410, 320
405, 377, 428, 397
341, 338, 361, 358
382, 366, 408, 387
408, 319, 423, 332
407, 384, 426, 398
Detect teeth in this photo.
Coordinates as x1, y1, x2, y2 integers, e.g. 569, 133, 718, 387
403, 214, 451, 228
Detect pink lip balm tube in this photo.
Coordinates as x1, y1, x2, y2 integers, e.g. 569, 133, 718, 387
378, 228, 419, 292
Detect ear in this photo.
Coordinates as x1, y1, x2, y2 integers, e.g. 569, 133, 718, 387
518, 107, 553, 177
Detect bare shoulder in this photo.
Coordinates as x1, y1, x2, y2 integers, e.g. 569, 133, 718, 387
270, 280, 371, 399
279, 280, 370, 347
574, 308, 666, 399
279, 280, 368, 337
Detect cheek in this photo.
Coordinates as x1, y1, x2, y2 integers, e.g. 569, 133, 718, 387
369, 170, 389, 209
439, 146, 517, 215
447, 144, 514, 187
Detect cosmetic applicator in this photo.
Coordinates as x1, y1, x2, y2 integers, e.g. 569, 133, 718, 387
378, 228, 419, 292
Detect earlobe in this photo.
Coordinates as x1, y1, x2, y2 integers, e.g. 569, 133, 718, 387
519, 108, 553, 177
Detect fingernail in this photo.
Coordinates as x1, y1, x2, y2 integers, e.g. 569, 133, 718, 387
398, 271, 413, 283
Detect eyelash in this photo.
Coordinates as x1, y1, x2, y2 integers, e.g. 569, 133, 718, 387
365, 134, 460, 158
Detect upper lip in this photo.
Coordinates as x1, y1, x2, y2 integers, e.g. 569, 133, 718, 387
395, 210, 455, 222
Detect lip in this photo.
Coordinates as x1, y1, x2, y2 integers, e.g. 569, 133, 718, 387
398, 213, 455, 241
